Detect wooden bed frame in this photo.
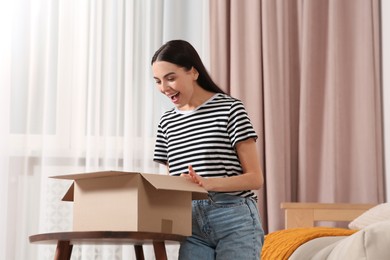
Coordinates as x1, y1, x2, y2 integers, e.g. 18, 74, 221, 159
281, 203, 376, 229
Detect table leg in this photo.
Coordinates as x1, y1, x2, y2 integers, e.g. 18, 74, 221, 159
54, 240, 73, 260
153, 241, 167, 260
134, 245, 145, 260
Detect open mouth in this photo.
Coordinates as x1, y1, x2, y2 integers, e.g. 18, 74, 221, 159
169, 92, 180, 103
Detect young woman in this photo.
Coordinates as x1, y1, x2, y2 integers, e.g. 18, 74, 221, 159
151, 40, 264, 260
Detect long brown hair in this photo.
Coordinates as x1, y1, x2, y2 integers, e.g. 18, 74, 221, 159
151, 40, 225, 94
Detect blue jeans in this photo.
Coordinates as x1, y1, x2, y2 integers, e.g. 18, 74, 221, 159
179, 192, 264, 260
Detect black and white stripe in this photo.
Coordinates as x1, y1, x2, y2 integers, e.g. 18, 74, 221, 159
154, 93, 258, 199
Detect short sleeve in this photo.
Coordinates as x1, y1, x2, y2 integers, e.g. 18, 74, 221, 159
227, 101, 258, 148
153, 123, 168, 165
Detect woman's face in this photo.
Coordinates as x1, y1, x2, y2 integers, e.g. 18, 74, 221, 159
152, 61, 198, 110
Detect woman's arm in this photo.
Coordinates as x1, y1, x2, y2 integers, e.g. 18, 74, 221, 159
183, 138, 264, 192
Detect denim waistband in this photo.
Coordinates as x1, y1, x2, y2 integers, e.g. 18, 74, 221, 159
207, 192, 246, 203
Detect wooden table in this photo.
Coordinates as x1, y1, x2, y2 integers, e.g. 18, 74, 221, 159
281, 202, 375, 229
29, 231, 186, 260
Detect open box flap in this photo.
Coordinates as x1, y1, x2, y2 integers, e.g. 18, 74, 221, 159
53, 171, 138, 202
53, 171, 207, 201
51, 171, 134, 180
140, 173, 207, 194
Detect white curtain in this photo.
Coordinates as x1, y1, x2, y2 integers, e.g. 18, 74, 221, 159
0, 0, 210, 259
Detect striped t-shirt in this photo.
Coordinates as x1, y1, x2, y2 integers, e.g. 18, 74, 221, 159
153, 93, 258, 199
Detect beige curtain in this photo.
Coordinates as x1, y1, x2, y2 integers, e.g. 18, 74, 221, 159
210, 0, 384, 232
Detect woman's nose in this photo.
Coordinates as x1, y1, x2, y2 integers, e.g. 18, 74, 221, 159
160, 81, 171, 92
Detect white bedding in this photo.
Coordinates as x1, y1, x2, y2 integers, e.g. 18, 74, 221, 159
289, 220, 390, 260
289, 236, 346, 259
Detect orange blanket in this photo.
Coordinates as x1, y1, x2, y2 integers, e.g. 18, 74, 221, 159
261, 227, 356, 260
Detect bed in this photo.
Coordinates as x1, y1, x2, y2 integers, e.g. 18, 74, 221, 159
261, 202, 390, 259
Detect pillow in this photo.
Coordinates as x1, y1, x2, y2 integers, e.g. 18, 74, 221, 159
348, 203, 390, 230
315, 220, 390, 259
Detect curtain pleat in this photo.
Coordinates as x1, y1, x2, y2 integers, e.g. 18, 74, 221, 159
210, 0, 384, 233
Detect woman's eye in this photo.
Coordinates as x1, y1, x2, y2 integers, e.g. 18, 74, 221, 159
167, 78, 175, 82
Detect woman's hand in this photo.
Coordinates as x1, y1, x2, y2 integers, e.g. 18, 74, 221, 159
181, 165, 213, 190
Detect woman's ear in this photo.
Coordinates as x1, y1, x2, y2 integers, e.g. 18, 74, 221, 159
192, 67, 199, 80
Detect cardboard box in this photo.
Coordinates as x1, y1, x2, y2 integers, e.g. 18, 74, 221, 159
52, 171, 207, 236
